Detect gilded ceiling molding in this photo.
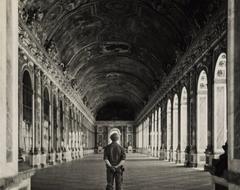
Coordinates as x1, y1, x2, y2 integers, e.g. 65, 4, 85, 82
18, 19, 95, 127
136, 9, 227, 124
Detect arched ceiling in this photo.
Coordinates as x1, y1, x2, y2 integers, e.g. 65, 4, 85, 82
21, 0, 222, 119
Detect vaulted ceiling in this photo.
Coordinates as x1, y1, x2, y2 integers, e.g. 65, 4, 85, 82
20, 0, 223, 120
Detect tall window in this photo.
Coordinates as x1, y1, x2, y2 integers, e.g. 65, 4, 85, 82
214, 53, 227, 154
167, 99, 172, 152
43, 88, 50, 152
180, 87, 188, 161
21, 71, 33, 153
23, 71, 33, 122
173, 94, 179, 157
197, 70, 208, 154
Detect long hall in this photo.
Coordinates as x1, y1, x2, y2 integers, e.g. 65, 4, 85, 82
1, 0, 240, 190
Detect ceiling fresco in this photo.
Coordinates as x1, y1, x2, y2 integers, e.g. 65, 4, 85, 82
19, 0, 224, 119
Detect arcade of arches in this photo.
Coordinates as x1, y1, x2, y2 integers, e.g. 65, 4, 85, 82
1, 0, 240, 190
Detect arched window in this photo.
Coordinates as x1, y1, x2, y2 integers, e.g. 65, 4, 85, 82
214, 53, 227, 154
180, 87, 188, 162
197, 70, 208, 156
43, 87, 50, 153
173, 94, 179, 161
167, 99, 172, 156
21, 71, 33, 153
23, 71, 33, 122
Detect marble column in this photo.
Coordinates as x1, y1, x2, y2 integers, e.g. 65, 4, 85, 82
32, 69, 36, 156
161, 103, 167, 160
48, 82, 55, 165
40, 77, 47, 166
64, 102, 71, 161
0, 0, 18, 178
66, 103, 69, 149
62, 97, 66, 150
31, 66, 42, 167
144, 119, 147, 150
56, 92, 62, 162
189, 69, 198, 167
185, 73, 192, 166
227, 1, 240, 189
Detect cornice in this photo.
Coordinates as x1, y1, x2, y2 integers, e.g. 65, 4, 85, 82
135, 10, 227, 125
18, 19, 95, 125
96, 120, 135, 126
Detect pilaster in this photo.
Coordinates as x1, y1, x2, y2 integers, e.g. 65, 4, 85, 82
189, 68, 198, 167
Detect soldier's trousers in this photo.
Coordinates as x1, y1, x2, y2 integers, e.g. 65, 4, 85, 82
106, 167, 123, 190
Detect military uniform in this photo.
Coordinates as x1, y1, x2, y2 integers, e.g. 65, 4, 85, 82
104, 142, 126, 190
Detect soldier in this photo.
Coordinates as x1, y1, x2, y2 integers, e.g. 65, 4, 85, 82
104, 133, 126, 190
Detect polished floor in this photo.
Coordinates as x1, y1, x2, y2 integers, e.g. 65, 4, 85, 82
32, 153, 211, 190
